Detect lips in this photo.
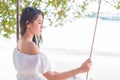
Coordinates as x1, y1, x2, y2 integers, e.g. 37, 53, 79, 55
40, 30, 42, 32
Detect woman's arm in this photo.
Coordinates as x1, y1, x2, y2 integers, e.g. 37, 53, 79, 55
43, 59, 92, 80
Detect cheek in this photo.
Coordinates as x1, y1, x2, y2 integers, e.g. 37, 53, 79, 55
33, 24, 42, 35
33, 24, 40, 31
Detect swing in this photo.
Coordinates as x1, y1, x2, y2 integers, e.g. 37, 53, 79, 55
86, 0, 102, 80
16, 0, 102, 80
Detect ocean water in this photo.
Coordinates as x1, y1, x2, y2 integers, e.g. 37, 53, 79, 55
0, 17, 120, 80
42, 17, 120, 56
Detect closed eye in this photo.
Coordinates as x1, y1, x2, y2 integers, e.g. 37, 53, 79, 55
38, 20, 43, 24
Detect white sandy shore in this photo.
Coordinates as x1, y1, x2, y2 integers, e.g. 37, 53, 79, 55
0, 46, 120, 80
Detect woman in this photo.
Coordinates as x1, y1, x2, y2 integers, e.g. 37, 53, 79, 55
13, 6, 92, 80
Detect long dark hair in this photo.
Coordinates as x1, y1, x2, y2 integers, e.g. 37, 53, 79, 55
20, 6, 43, 47
32, 35, 42, 48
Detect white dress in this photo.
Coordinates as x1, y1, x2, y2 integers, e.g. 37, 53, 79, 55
13, 48, 83, 80
13, 48, 51, 80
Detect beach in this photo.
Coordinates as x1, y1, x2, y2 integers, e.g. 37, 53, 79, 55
0, 17, 120, 80
0, 45, 120, 80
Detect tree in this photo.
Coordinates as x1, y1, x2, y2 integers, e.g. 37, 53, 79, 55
0, 0, 120, 38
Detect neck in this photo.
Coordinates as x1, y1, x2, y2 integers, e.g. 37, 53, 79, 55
22, 29, 33, 41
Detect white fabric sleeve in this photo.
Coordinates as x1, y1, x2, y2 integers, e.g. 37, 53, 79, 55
37, 53, 51, 74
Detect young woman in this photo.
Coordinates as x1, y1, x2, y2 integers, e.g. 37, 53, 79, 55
13, 6, 92, 80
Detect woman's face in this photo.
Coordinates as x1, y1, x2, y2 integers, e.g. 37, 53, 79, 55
29, 14, 43, 36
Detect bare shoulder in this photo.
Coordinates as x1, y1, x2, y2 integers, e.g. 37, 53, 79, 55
17, 39, 40, 55
27, 41, 40, 55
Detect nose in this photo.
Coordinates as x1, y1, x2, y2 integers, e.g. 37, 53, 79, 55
40, 25, 43, 29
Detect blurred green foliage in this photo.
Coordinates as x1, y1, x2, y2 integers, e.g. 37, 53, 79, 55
0, 0, 120, 38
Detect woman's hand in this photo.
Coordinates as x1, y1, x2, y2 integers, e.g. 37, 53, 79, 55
79, 58, 92, 73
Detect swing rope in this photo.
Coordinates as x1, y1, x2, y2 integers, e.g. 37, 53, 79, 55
16, 0, 19, 41
86, 0, 102, 80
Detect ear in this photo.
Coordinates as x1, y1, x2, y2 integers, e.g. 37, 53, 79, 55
26, 20, 30, 28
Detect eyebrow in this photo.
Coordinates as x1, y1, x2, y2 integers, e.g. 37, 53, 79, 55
38, 20, 43, 23
38, 20, 42, 21
38, 20, 43, 22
